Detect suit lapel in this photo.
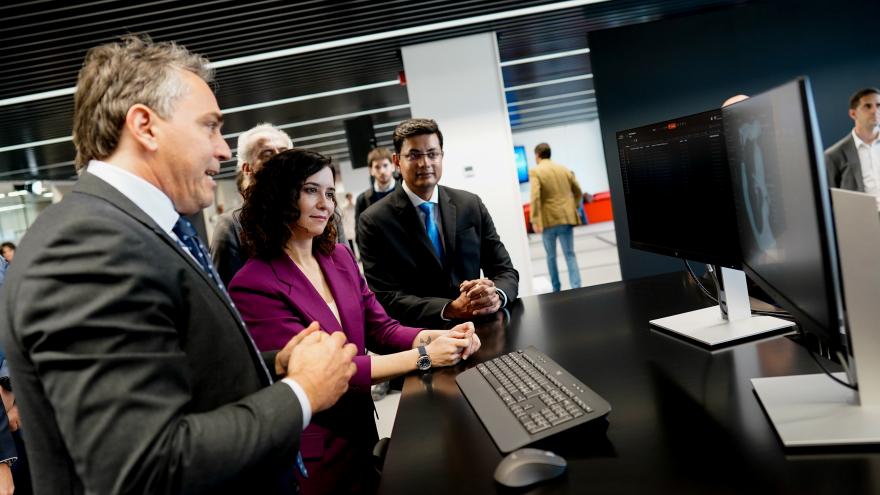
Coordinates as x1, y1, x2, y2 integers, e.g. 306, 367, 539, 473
76, 174, 226, 300
316, 253, 363, 348
390, 187, 444, 270
270, 254, 355, 336
438, 186, 457, 263
74, 173, 273, 382
845, 136, 866, 192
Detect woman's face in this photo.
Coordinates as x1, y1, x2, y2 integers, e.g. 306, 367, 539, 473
292, 166, 336, 240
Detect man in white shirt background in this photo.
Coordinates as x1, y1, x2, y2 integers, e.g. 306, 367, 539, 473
825, 87, 880, 209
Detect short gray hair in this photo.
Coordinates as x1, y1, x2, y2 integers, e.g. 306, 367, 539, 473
72, 34, 213, 170
236, 123, 293, 169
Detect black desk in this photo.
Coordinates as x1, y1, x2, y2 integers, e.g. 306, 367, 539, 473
378, 272, 879, 494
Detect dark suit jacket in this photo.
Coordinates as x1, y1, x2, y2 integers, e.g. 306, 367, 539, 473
354, 184, 395, 228
825, 133, 864, 192
357, 185, 519, 327
229, 245, 421, 494
210, 208, 245, 287
0, 173, 303, 494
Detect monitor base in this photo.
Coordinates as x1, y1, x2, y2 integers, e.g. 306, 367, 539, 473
752, 373, 880, 447
650, 306, 794, 347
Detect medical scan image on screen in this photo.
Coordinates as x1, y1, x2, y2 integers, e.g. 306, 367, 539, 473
724, 84, 834, 335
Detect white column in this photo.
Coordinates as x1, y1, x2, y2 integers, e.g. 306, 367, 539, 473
401, 32, 534, 296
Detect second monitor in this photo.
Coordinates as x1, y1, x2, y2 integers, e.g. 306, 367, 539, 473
617, 109, 792, 346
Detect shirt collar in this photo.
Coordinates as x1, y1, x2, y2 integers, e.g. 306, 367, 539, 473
401, 180, 438, 208
85, 160, 179, 235
852, 129, 880, 149
373, 180, 395, 193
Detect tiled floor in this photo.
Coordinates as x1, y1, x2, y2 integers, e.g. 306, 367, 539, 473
374, 221, 621, 438
529, 221, 621, 294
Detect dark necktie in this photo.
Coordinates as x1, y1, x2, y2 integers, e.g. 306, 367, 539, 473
418, 202, 444, 261
172, 217, 309, 479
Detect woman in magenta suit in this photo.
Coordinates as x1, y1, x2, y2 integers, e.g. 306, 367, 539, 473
229, 149, 480, 495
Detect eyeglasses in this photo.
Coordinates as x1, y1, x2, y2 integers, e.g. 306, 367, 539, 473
402, 151, 444, 162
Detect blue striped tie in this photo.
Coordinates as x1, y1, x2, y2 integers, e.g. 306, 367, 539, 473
172, 217, 309, 479
418, 202, 444, 262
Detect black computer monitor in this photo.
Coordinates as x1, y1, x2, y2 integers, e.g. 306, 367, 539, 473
722, 77, 848, 354
617, 109, 741, 268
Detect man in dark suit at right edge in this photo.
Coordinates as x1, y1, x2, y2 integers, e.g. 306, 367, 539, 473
357, 118, 519, 327
0, 36, 356, 494
825, 87, 880, 209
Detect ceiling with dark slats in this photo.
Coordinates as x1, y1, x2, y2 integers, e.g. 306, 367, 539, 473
0, 0, 748, 181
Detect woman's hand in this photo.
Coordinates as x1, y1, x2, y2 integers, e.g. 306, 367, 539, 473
448, 322, 481, 360
425, 332, 470, 367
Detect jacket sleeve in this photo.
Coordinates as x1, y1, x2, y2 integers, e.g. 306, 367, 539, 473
477, 197, 519, 305
209, 212, 243, 287
354, 193, 367, 229
529, 168, 542, 230
569, 171, 583, 204
340, 246, 422, 354
9, 217, 302, 494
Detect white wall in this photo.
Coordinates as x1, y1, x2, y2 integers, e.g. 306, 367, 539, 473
402, 33, 534, 295
513, 120, 609, 204
335, 158, 371, 199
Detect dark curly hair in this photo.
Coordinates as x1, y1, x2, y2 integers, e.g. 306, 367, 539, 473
239, 148, 339, 259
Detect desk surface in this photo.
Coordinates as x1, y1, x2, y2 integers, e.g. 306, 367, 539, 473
378, 272, 880, 494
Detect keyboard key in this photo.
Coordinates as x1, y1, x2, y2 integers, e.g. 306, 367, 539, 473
551, 416, 572, 426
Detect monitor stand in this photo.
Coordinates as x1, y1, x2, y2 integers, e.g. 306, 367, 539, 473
650, 266, 794, 347
751, 189, 880, 447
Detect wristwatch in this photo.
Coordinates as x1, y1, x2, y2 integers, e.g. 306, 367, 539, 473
416, 345, 432, 371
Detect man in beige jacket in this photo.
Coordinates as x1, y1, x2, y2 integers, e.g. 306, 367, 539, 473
529, 143, 583, 292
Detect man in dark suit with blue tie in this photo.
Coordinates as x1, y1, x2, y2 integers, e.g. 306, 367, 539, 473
0, 35, 357, 494
357, 118, 519, 327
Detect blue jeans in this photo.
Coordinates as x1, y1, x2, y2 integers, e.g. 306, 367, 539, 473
542, 224, 581, 292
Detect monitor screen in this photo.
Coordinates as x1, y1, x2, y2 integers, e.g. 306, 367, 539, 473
616, 109, 741, 268
514, 145, 529, 183
722, 77, 846, 350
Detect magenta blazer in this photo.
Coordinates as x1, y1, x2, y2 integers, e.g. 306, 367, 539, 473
229, 244, 422, 494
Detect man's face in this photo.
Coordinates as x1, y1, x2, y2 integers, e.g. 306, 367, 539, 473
244, 133, 289, 176
394, 133, 443, 200
850, 93, 880, 131
152, 70, 231, 215
1, 247, 13, 262
369, 158, 394, 187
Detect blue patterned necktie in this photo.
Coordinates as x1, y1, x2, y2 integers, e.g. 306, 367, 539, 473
172, 217, 309, 479
172, 217, 225, 292
418, 202, 444, 261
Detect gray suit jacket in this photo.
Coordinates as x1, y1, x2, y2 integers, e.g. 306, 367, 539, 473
825, 133, 864, 192
210, 208, 244, 287
0, 173, 303, 494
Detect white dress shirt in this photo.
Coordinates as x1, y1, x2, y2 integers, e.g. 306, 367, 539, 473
86, 160, 312, 427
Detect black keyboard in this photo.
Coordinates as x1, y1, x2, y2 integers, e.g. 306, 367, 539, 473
456, 346, 611, 453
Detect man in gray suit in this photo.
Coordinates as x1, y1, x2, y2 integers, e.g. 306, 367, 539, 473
825, 87, 880, 208
0, 36, 357, 494
211, 123, 292, 285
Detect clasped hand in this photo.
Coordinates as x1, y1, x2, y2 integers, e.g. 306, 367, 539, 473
425, 322, 481, 366
446, 278, 502, 319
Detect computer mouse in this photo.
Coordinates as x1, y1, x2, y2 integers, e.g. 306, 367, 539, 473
493, 448, 567, 488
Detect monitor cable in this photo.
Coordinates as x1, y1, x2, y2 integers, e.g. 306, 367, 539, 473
685, 260, 856, 390
796, 326, 858, 391
683, 260, 796, 320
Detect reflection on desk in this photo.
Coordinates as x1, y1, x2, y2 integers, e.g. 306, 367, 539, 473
378, 272, 879, 495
